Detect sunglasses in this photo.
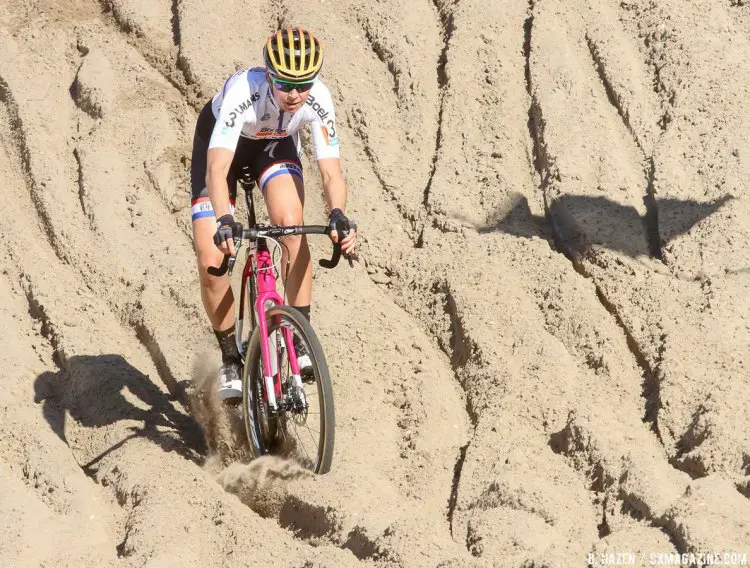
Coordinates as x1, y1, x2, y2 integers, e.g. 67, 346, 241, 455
270, 76, 316, 93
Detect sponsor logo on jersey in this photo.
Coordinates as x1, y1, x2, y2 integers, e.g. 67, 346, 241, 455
305, 94, 330, 122
260, 113, 271, 121
224, 92, 260, 128
255, 127, 288, 138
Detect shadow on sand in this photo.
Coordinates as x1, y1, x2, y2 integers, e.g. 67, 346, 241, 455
34, 354, 207, 474
478, 193, 733, 260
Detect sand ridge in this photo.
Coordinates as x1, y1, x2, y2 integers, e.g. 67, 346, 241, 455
0, 0, 748, 566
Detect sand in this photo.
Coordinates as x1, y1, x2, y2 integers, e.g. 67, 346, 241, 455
0, 0, 748, 566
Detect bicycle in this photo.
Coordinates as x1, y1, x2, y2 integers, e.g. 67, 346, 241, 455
207, 188, 353, 474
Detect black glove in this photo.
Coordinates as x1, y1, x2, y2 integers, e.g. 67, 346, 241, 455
213, 214, 243, 248
328, 208, 356, 238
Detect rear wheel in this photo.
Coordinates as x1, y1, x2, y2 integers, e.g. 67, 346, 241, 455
242, 305, 335, 473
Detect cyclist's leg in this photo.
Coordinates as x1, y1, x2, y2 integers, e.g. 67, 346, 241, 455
193, 209, 235, 330
264, 176, 311, 306
253, 138, 311, 308
190, 102, 239, 357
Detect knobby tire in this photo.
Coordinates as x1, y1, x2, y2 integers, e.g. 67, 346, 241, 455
242, 305, 335, 474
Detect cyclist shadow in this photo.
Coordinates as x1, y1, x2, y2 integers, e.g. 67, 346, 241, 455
478, 192, 733, 260
33, 354, 206, 473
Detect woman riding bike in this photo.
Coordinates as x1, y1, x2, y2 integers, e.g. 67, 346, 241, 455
190, 27, 357, 399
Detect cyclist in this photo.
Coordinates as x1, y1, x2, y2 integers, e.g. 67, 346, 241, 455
190, 27, 357, 399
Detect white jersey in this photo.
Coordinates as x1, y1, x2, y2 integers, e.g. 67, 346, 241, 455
208, 67, 340, 161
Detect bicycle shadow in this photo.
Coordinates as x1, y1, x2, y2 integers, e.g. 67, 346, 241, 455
33, 354, 206, 473
478, 193, 733, 259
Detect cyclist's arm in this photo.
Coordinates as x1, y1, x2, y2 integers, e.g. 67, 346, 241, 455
206, 148, 235, 218
307, 83, 354, 248
318, 158, 347, 212
207, 73, 259, 218
308, 86, 344, 211
318, 157, 356, 253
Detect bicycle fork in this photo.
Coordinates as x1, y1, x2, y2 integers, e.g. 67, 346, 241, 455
256, 303, 307, 411
254, 248, 305, 412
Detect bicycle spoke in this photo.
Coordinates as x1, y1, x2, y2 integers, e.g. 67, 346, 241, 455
292, 424, 320, 436
303, 423, 320, 453
293, 426, 313, 464
307, 423, 319, 443
289, 416, 320, 444
294, 414, 320, 447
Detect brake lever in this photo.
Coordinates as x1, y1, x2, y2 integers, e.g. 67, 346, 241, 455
207, 235, 241, 276
319, 218, 349, 269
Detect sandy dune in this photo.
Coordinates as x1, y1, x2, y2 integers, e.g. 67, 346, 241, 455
1, 0, 748, 566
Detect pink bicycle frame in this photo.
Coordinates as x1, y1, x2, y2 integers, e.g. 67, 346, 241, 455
237, 244, 303, 410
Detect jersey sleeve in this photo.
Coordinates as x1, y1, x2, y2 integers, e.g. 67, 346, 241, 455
308, 84, 340, 161
209, 76, 258, 151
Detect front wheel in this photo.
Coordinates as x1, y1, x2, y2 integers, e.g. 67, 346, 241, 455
242, 305, 335, 473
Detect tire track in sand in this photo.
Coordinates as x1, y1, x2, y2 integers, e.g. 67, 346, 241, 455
96, 0, 204, 109
343, 0, 481, 546
584, 33, 663, 261
523, 0, 687, 554
525, 0, 750, 553
1, 10, 204, 402
0, 73, 67, 261
526, 0, 668, 444
0, 76, 361, 563
423, 0, 455, 211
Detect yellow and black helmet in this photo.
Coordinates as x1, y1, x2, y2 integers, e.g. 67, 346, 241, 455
263, 27, 324, 81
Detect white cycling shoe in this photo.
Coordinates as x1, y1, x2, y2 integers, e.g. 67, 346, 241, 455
293, 335, 314, 381
217, 362, 242, 400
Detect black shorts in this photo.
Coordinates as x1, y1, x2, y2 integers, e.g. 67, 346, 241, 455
190, 100, 303, 221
